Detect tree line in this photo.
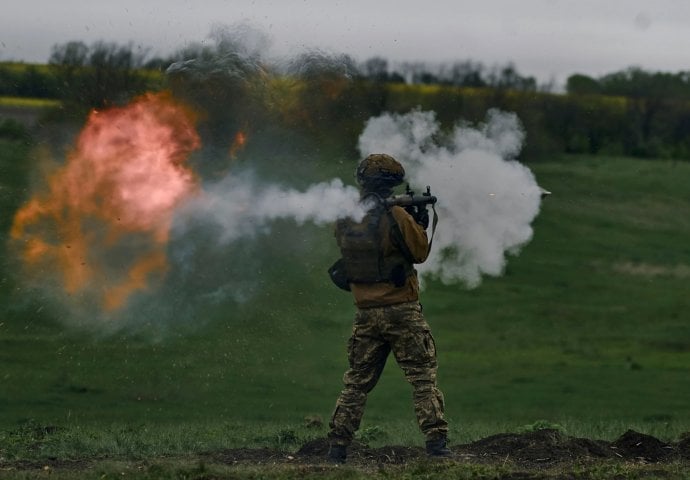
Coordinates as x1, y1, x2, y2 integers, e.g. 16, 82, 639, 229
0, 43, 541, 102
0, 41, 162, 109
2, 40, 690, 161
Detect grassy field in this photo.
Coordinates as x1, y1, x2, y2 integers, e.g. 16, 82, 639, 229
1, 135, 690, 477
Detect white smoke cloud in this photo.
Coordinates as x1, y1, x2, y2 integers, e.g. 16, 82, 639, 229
358, 109, 542, 287
175, 174, 365, 244
178, 109, 541, 289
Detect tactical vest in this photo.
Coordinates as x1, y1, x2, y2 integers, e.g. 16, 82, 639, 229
335, 205, 414, 287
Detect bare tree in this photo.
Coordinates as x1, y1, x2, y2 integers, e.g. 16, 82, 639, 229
362, 56, 389, 82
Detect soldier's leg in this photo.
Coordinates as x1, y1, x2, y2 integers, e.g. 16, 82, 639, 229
386, 302, 449, 441
328, 309, 390, 447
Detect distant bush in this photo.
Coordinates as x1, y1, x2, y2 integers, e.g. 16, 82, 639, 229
0, 63, 60, 99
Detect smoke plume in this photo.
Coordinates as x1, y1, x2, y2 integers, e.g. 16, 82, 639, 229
174, 175, 365, 245
358, 109, 542, 287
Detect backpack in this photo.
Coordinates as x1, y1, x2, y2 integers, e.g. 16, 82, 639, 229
330, 202, 413, 290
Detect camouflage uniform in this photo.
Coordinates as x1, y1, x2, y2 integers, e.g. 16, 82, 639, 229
328, 302, 448, 446
328, 153, 448, 452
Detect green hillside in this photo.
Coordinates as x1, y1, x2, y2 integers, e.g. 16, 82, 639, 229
2, 132, 689, 460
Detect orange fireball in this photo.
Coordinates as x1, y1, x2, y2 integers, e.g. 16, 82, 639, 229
11, 91, 201, 312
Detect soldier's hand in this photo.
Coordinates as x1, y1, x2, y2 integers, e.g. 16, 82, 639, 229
415, 207, 430, 229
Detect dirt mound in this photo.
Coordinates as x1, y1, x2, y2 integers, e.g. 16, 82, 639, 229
291, 429, 686, 466
677, 433, 690, 459
609, 429, 673, 462
212, 447, 286, 464
456, 429, 613, 466
296, 438, 423, 464
295, 437, 332, 457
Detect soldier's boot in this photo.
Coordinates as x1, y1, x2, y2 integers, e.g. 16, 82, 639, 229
327, 444, 347, 464
426, 437, 453, 458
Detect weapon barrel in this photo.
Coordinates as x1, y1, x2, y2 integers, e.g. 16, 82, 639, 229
384, 194, 437, 208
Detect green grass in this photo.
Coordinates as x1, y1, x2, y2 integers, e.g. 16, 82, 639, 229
1, 143, 690, 468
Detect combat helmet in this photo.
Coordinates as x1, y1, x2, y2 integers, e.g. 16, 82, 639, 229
356, 153, 405, 192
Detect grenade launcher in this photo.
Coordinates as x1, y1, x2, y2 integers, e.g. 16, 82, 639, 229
382, 184, 437, 232
384, 185, 437, 209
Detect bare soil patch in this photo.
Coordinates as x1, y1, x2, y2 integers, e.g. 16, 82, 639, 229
3, 429, 689, 478
286, 429, 687, 468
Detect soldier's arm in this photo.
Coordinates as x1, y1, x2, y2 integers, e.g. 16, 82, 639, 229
390, 206, 429, 263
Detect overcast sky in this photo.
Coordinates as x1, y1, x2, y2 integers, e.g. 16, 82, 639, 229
2, 0, 689, 85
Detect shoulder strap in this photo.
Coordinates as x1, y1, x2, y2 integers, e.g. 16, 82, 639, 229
427, 203, 439, 254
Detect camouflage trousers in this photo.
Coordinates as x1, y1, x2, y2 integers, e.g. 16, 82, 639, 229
328, 301, 448, 446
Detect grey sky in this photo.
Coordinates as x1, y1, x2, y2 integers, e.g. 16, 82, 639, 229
2, 0, 689, 85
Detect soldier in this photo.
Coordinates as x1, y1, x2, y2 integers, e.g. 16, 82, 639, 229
327, 153, 450, 463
